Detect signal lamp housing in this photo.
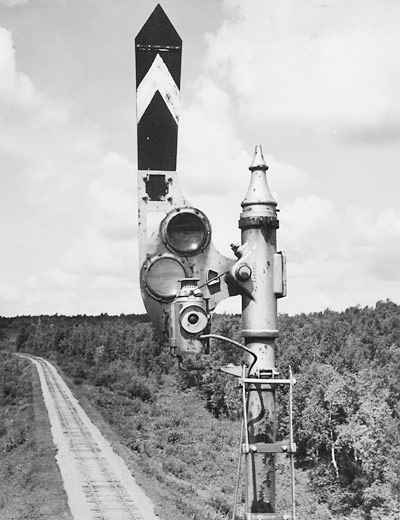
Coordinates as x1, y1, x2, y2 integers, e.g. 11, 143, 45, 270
169, 278, 210, 354
161, 207, 211, 256
144, 255, 186, 302
180, 304, 209, 335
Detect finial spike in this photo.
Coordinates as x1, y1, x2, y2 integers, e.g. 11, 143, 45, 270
249, 144, 268, 172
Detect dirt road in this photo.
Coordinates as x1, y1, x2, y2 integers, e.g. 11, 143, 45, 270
20, 354, 158, 520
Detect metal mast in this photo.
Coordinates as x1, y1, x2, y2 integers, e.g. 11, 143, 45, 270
235, 145, 291, 518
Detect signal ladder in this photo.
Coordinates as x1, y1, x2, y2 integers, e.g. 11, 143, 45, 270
223, 364, 296, 520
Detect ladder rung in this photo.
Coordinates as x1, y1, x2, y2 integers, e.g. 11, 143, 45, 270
243, 441, 297, 454
246, 514, 291, 520
243, 378, 296, 385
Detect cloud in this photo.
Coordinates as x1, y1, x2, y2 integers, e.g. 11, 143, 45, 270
172, 19, 400, 315
88, 152, 137, 242
204, 0, 400, 139
181, 78, 248, 198
0, 281, 20, 304
189, 1, 400, 314
0, 0, 29, 8
281, 195, 335, 262
278, 201, 400, 313
1, 5, 399, 318
343, 119, 400, 146
180, 74, 309, 257
0, 27, 140, 316
209, 172, 400, 315
349, 207, 400, 282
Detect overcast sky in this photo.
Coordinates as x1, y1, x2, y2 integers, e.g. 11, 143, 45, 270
1, 0, 400, 317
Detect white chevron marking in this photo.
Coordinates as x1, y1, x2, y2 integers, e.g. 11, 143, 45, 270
136, 54, 180, 124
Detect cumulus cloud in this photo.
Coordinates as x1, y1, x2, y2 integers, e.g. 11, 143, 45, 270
218, 190, 380, 315
181, 76, 308, 198
349, 207, 400, 282
88, 152, 137, 242
0, 0, 29, 6
204, 0, 400, 140
187, 0, 400, 314
343, 119, 400, 146
281, 195, 335, 262
181, 78, 248, 197
1, 3, 399, 317
278, 201, 400, 314
180, 73, 309, 257
0, 27, 140, 316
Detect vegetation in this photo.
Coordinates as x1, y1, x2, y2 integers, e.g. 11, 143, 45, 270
0, 350, 71, 519
1, 300, 400, 518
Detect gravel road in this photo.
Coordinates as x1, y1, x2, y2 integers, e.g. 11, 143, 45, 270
20, 354, 158, 520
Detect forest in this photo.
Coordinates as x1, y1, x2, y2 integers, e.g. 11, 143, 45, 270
1, 300, 400, 519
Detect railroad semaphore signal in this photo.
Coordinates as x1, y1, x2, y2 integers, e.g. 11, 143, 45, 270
135, 5, 295, 519
135, 4, 237, 355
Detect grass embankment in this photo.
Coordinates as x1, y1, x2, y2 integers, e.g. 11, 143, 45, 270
66, 364, 240, 520
0, 351, 71, 520
3, 314, 336, 519
64, 361, 324, 520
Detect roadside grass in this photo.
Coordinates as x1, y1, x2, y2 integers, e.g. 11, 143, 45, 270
0, 348, 336, 520
1, 314, 336, 520
0, 350, 71, 520
70, 367, 240, 520
64, 360, 325, 520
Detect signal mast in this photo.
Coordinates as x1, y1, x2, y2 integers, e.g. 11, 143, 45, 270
135, 5, 296, 519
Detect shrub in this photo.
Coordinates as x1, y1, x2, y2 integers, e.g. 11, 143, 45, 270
167, 429, 184, 444
126, 379, 153, 402
208, 492, 231, 516
162, 457, 188, 478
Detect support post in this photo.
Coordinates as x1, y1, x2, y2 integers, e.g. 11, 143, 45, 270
239, 145, 280, 515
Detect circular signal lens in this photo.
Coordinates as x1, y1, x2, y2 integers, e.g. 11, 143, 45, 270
188, 313, 200, 325
145, 256, 186, 301
180, 305, 208, 334
161, 208, 211, 256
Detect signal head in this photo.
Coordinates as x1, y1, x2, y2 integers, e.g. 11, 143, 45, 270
136, 6, 236, 359
170, 278, 210, 355
161, 207, 211, 256
180, 304, 209, 335
143, 254, 186, 302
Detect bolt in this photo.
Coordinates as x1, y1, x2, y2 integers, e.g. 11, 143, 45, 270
230, 242, 240, 257
236, 264, 252, 281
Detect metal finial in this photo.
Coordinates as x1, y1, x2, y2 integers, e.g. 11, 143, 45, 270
249, 144, 268, 172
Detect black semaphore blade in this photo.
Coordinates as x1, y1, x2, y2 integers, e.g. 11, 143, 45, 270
135, 4, 182, 172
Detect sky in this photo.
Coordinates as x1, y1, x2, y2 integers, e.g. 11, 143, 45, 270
1, 0, 400, 317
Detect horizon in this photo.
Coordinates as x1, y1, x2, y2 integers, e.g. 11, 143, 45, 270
1, 297, 397, 320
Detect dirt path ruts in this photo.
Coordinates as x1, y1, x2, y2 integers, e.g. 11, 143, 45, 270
20, 354, 158, 520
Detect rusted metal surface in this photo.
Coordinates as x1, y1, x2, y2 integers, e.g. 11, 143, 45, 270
237, 146, 280, 514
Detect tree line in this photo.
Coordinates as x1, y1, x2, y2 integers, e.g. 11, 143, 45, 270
2, 300, 400, 519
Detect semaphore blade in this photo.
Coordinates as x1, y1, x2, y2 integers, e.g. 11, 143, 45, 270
135, 4, 182, 172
